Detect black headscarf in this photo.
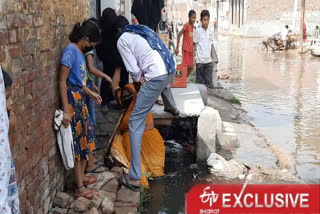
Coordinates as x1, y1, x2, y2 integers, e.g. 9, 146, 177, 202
96, 8, 120, 66
113, 16, 130, 40
101, 8, 117, 31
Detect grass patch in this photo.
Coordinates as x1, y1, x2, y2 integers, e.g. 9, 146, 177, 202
138, 171, 153, 213
140, 186, 152, 204
229, 97, 241, 105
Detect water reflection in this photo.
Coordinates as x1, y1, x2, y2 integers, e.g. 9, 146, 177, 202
216, 36, 320, 183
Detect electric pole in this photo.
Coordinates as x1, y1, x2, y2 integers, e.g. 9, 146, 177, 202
300, 0, 305, 53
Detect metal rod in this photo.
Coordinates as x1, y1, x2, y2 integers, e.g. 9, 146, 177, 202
300, 0, 305, 53
216, 0, 219, 32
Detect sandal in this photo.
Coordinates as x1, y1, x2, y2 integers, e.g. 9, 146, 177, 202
164, 108, 180, 116
74, 186, 95, 200
118, 174, 140, 192
85, 165, 105, 174
83, 176, 97, 186
94, 160, 103, 165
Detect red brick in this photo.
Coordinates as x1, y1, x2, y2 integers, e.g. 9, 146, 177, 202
19, 191, 28, 205
19, 14, 33, 26
22, 41, 35, 56
33, 15, 43, 27
0, 31, 9, 46
0, 15, 7, 30
48, 145, 57, 161
0, 47, 6, 62
42, 141, 52, 155
39, 39, 50, 51
9, 29, 18, 43
31, 145, 43, 168
6, 13, 20, 28
26, 117, 41, 135
21, 55, 33, 70
24, 82, 33, 95
9, 46, 22, 58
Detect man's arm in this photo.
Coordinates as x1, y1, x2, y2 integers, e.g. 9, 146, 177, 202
175, 29, 184, 55
111, 67, 121, 96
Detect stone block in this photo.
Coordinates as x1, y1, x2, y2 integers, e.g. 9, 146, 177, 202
110, 166, 123, 176
85, 207, 99, 214
217, 122, 239, 149
87, 171, 114, 191
114, 207, 137, 214
151, 83, 205, 119
52, 207, 68, 214
70, 197, 91, 213
196, 107, 221, 162
116, 187, 140, 206
101, 178, 119, 194
196, 84, 208, 106
98, 190, 116, 202
9, 29, 17, 43
217, 133, 239, 148
68, 210, 82, 214
207, 153, 246, 179
100, 198, 114, 214
90, 196, 102, 210
53, 192, 72, 208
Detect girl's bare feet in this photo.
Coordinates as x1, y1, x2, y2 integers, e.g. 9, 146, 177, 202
75, 186, 96, 199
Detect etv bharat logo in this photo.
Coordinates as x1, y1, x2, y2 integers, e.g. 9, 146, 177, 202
200, 186, 219, 207
187, 184, 320, 214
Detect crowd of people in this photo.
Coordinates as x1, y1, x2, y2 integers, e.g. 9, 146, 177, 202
1, 6, 219, 212
58, 8, 182, 198
58, 7, 218, 199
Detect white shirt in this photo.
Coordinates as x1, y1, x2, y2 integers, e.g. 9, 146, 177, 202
194, 26, 214, 64
0, 66, 13, 213
281, 28, 289, 40
117, 32, 168, 82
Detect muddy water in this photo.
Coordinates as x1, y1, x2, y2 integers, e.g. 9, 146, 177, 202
141, 119, 211, 213
215, 35, 320, 183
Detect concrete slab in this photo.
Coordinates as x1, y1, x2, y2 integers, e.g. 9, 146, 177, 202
151, 83, 205, 119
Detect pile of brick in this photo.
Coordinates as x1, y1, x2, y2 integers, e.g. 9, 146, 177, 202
51, 167, 140, 214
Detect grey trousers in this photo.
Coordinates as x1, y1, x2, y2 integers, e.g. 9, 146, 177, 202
196, 62, 214, 88
128, 72, 176, 180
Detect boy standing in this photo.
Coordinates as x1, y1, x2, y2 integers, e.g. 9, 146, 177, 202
176, 10, 196, 76
193, 10, 215, 88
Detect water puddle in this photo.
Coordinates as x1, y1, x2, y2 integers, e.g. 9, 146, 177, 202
215, 35, 320, 183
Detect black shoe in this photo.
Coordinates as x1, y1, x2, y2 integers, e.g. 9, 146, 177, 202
164, 108, 180, 116
118, 174, 140, 192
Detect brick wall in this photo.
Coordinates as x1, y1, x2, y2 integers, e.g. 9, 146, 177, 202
247, 0, 320, 21
244, 0, 320, 37
0, 0, 90, 213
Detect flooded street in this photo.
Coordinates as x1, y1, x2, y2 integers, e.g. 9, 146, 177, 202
215, 35, 320, 183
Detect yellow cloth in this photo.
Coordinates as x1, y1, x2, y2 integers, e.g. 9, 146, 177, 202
110, 84, 165, 187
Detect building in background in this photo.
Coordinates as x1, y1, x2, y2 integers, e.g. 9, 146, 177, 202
164, 0, 320, 37
226, 0, 320, 37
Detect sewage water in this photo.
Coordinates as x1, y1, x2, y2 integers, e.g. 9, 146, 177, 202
141, 119, 210, 213
215, 35, 320, 183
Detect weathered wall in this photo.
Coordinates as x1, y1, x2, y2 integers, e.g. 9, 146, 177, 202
0, 0, 90, 213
